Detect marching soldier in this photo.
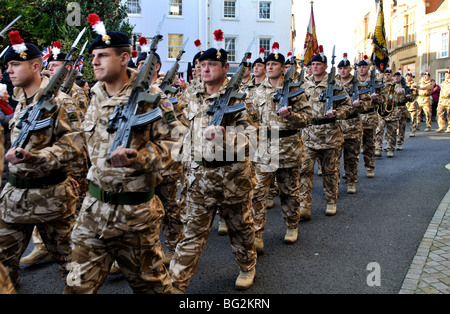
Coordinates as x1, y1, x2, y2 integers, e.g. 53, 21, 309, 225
336, 53, 369, 194
20, 41, 91, 265
355, 56, 385, 178
394, 70, 410, 150
299, 46, 352, 218
417, 71, 433, 132
0, 31, 83, 287
436, 67, 450, 133
64, 14, 179, 294
169, 38, 257, 293
251, 44, 311, 252
405, 70, 419, 137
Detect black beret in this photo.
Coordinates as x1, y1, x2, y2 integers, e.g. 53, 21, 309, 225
265, 52, 285, 64
198, 48, 227, 63
88, 31, 131, 53
385, 68, 392, 73
127, 59, 137, 68
193, 51, 203, 64
4, 43, 42, 64
310, 53, 327, 64
48, 53, 68, 63
338, 59, 351, 68
136, 52, 161, 65
252, 58, 265, 68
357, 60, 369, 66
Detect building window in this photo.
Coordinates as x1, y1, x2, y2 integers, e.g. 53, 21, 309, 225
259, 38, 271, 58
259, 1, 271, 20
169, 0, 182, 16
438, 71, 446, 85
225, 37, 236, 62
168, 34, 184, 59
127, 0, 141, 14
440, 32, 448, 58
224, 0, 236, 19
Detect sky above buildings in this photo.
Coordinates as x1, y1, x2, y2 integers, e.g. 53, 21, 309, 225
293, 0, 377, 64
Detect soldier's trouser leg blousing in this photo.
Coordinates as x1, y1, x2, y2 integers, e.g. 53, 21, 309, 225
342, 136, 362, 184
362, 128, 376, 171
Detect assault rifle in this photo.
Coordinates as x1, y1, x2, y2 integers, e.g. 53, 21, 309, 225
348, 57, 369, 102
274, 55, 305, 115
61, 40, 88, 95
106, 16, 166, 160
0, 15, 22, 42
12, 27, 86, 159
319, 45, 347, 116
159, 37, 189, 98
206, 38, 255, 127
368, 55, 385, 94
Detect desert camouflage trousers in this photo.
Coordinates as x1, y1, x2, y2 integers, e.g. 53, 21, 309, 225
338, 135, 362, 185
362, 128, 376, 171
0, 215, 75, 286
169, 167, 256, 292
252, 165, 301, 238
375, 118, 399, 152
0, 261, 16, 294
417, 99, 432, 128
300, 146, 341, 210
397, 107, 409, 146
64, 196, 172, 294
155, 175, 184, 253
437, 105, 450, 130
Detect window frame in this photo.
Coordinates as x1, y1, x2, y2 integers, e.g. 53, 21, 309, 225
127, 0, 142, 15
223, 0, 237, 20
225, 37, 237, 63
168, 0, 183, 17
168, 34, 184, 60
257, 1, 273, 21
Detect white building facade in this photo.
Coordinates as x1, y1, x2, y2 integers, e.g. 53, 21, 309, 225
124, 0, 294, 78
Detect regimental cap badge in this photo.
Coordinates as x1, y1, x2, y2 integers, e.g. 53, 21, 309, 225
9, 31, 28, 60
88, 13, 111, 45
272, 42, 280, 60
213, 29, 224, 60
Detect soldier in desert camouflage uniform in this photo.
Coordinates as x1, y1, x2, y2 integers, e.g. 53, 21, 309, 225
417, 71, 433, 132
169, 43, 257, 293
436, 67, 450, 133
299, 48, 353, 219
20, 44, 91, 266
251, 46, 311, 253
405, 70, 419, 137
0, 32, 83, 287
336, 53, 371, 194
64, 19, 179, 294
393, 70, 410, 150
355, 56, 385, 178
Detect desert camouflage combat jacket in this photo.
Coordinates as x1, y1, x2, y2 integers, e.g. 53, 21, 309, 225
358, 76, 385, 129
336, 74, 371, 139
417, 78, 433, 106
83, 69, 181, 193
252, 76, 311, 168
0, 76, 83, 223
69, 83, 90, 120
405, 79, 419, 112
382, 81, 405, 121
438, 79, 450, 107
302, 73, 352, 150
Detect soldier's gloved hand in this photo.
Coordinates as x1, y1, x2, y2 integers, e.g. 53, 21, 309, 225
5, 147, 31, 165
110, 146, 138, 167
278, 106, 292, 118
204, 125, 225, 141
353, 100, 361, 107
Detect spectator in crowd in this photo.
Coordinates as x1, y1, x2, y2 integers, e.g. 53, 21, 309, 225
431, 79, 441, 122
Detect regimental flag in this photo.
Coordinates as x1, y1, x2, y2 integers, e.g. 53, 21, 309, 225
371, 0, 389, 72
303, 1, 319, 65
42, 46, 52, 67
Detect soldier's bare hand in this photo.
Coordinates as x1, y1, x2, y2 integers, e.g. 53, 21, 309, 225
279, 106, 292, 118
5, 148, 31, 165
204, 125, 225, 141
353, 100, 361, 107
325, 109, 337, 118
110, 146, 138, 167
370, 93, 379, 100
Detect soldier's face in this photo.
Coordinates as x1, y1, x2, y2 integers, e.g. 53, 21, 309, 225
446, 72, 450, 80
393, 75, 402, 83
266, 61, 283, 79
384, 73, 393, 81
6, 60, 39, 88
200, 60, 229, 85
311, 61, 327, 76
91, 48, 129, 83
338, 66, 351, 79
252, 63, 266, 77
48, 61, 71, 78
358, 65, 369, 76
